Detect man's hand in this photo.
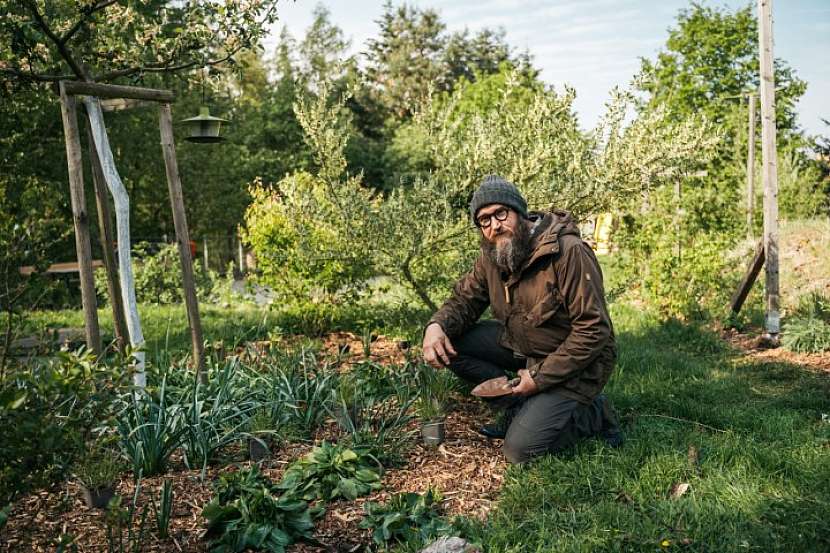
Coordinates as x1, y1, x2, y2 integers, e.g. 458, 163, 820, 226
422, 323, 457, 368
511, 369, 539, 397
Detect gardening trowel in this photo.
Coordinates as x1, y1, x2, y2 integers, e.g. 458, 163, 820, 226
471, 376, 521, 398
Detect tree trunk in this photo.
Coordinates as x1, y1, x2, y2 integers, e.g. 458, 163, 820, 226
401, 260, 437, 312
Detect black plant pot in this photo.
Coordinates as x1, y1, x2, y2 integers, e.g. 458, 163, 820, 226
82, 485, 116, 509
334, 405, 362, 429
421, 420, 446, 446
248, 438, 270, 462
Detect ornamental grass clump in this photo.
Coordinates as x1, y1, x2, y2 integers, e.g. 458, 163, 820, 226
277, 441, 382, 502
202, 466, 316, 553
268, 352, 335, 440
782, 292, 830, 353
178, 360, 265, 475
116, 379, 188, 477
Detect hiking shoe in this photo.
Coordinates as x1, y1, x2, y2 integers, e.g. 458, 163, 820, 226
477, 421, 507, 439
477, 403, 520, 440
597, 394, 624, 448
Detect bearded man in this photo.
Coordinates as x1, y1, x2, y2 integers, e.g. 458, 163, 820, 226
422, 175, 622, 463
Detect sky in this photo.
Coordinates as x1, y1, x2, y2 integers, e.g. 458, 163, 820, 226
264, 0, 829, 139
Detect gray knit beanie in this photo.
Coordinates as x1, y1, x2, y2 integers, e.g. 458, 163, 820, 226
469, 175, 528, 223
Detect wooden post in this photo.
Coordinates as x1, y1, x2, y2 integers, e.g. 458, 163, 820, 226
87, 127, 130, 353
59, 82, 101, 355
203, 238, 209, 271
758, 0, 780, 339
747, 93, 756, 241
729, 239, 765, 314
238, 236, 246, 274
159, 103, 205, 377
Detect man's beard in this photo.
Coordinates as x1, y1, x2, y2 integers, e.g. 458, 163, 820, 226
481, 220, 532, 274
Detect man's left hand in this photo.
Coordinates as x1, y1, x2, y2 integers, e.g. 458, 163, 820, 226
511, 369, 539, 397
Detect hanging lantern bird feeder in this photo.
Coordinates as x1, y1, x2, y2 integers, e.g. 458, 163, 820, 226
182, 106, 228, 143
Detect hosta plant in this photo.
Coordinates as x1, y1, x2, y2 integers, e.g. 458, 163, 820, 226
277, 442, 382, 502
202, 466, 316, 553
359, 489, 451, 546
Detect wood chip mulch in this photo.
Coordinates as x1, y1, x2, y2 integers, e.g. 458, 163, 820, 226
1, 334, 507, 552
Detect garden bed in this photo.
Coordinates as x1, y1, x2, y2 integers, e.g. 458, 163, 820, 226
1, 333, 507, 552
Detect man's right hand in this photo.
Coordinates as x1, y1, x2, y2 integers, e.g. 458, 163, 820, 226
422, 323, 457, 368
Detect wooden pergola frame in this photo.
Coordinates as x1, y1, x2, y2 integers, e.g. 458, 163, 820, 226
58, 80, 205, 384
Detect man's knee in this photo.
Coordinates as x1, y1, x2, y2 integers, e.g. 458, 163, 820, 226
502, 428, 538, 464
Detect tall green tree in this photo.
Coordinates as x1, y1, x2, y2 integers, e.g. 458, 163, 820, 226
365, 2, 446, 120
637, 3, 805, 146
298, 4, 354, 91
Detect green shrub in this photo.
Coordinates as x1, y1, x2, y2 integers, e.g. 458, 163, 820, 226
611, 185, 745, 320
94, 242, 216, 306
0, 349, 128, 504
202, 465, 315, 553
277, 441, 382, 502
242, 174, 373, 303
359, 489, 451, 547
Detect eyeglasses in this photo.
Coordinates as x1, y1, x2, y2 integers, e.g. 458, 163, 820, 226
475, 206, 510, 229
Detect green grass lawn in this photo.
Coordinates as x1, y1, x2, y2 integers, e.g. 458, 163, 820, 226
25, 303, 274, 356
458, 303, 830, 552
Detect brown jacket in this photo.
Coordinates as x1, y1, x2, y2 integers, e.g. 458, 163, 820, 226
428, 210, 616, 404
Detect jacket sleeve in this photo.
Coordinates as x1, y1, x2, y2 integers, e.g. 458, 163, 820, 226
426, 255, 490, 339
530, 240, 612, 391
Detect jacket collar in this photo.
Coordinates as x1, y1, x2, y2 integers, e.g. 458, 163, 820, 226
503, 210, 579, 287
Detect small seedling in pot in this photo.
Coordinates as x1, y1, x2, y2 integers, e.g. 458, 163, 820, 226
74, 442, 123, 509
416, 365, 456, 446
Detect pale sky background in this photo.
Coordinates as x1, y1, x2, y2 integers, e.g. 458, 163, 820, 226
264, 0, 829, 139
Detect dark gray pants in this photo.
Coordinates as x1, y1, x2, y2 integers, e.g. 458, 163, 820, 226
449, 321, 608, 463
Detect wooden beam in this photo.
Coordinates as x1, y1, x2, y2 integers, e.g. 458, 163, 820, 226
87, 125, 130, 354
59, 82, 101, 355
61, 81, 175, 102
758, 0, 780, 337
159, 103, 205, 378
100, 98, 155, 112
729, 239, 765, 314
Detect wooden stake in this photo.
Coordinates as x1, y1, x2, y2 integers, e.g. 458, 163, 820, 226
238, 236, 246, 274
729, 239, 765, 314
203, 238, 209, 271
159, 103, 205, 378
747, 93, 756, 241
87, 126, 129, 353
758, 0, 780, 337
59, 82, 101, 355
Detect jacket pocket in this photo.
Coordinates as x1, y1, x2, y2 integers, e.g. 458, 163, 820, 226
525, 285, 563, 327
